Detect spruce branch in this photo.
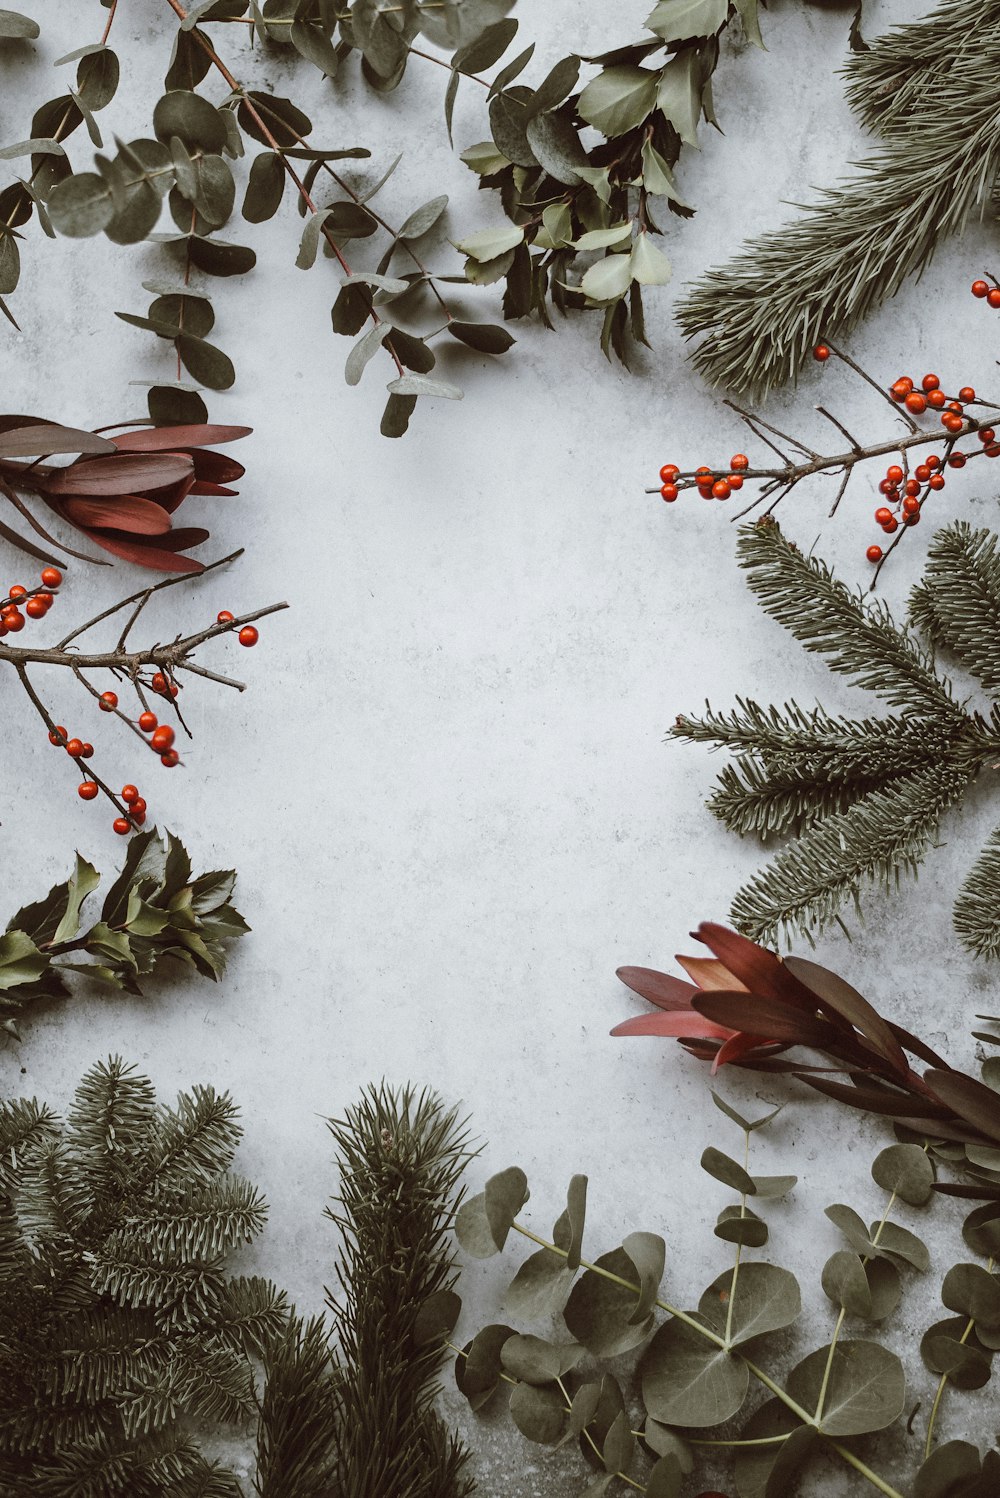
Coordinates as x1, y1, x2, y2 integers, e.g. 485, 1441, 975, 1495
677, 519, 1000, 951
736, 519, 959, 718
908, 521, 1000, 690
676, 0, 1000, 399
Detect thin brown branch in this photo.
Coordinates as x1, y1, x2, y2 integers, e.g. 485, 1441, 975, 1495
56, 548, 244, 649
5, 600, 287, 673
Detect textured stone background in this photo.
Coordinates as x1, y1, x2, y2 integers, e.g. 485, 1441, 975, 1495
1, 1, 997, 1491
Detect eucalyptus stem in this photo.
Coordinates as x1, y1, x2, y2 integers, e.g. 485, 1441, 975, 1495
814, 1189, 898, 1426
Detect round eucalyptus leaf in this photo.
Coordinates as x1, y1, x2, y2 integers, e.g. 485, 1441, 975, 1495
488, 90, 538, 167
237, 91, 312, 148
243, 149, 284, 223
700, 1261, 800, 1348
387, 375, 463, 401
563, 1247, 654, 1358
186, 236, 256, 276
825, 1203, 876, 1256
412, 1288, 461, 1347
454, 1323, 516, 1411
872, 1143, 935, 1206
509, 1380, 566, 1446
448, 321, 516, 355
500, 1333, 583, 1385
785, 1340, 905, 1435
176, 333, 235, 390
920, 1318, 992, 1389
0, 9, 39, 38
505, 1246, 575, 1319
385, 329, 436, 374
622, 1230, 665, 1324
455, 1191, 497, 1258
733, 1397, 817, 1498
147, 384, 208, 427
641, 1420, 693, 1470
963, 1203, 1000, 1258
873, 1220, 929, 1272
46, 172, 112, 237
914, 1440, 983, 1498
714, 1205, 768, 1248
865, 1256, 901, 1322
0, 232, 19, 296
149, 293, 214, 340
941, 1262, 1000, 1330
153, 90, 228, 153
821, 1251, 872, 1318
642, 1316, 748, 1427
398, 193, 448, 240
645, 1453, 683, 1498
525, 109, 587, 186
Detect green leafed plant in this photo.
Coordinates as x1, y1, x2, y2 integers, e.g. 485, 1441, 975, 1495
0, 828, 249, 1040
439, 1093, 1000, 1498
677, 0, 1000, 399
0, 1055, 288, 1496
674, 517, 1000, 954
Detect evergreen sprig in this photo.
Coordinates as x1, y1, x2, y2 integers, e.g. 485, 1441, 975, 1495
675, 518, 1000, 952
676, 0, 1000, 399
0, 829, 249, 1040
0, 1056, 287, 1497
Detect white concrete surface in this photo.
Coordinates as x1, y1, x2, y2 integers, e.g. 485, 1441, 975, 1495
1, 2, 997, 1492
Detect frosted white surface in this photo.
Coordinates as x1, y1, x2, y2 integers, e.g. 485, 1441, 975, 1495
1, 2, 997, 1491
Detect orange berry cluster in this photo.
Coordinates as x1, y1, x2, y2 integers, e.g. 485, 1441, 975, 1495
659, 453, 749, 503
972, 278, 1000, 308
0, 566, 62, 636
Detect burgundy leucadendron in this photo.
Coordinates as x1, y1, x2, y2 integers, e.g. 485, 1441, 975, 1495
613, 922, 1000, 1155
0, 416, 250, 571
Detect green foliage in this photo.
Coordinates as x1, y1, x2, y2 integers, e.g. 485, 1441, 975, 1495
677, 0, 1000, 398
0, 1056, 286, 1496
447, 1098, 1000, 1498
675, 519, 1000, 952
0, 829, 249, 1041
321, 1084, 475, 1498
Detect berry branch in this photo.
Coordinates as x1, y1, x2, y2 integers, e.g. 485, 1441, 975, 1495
0, 550, 287, 835
648, 280, 1000, 584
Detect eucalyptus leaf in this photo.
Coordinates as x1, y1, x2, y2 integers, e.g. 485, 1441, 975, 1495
700, 1261, 801, 1347
509, 1380, 566, 1446
153, 90, 228, 153
822, 1250, 872, 1318
387, 374, 463, 400
0, 9, 38, 39
448, 321, 515, 354
733, 1398, 817, 1498
872, 1143, 935, 1206
785, 1340, 906, 1435
523, 54, 579, 121
524, 110, 587, 186
563, 1246, 654, 1357
398, 194, 448, 239
242, 150, 284, 222
345, 323, 389, 386
46, 172, 112, 237
500, 1333, 583, 1385
642, 1315, 748, 1427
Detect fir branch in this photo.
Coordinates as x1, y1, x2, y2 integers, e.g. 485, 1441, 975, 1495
255, 1315, 340, 1498
953, 823, 1000, 959
707, 756, 903, 841
325, 1083, 475, 1498
729, 761, 976, 946
676, 0, 1000, 399
908, 521, 1000, 691
737, 520, 960, 718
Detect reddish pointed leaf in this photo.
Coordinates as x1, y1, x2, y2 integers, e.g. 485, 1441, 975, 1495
887, 1022, 951, 1070
46, 453, 194, 495
61, 496, 172, 535
188, 481, 238, 497
783, 955, 907, 1073
150, 477, 196, 514
676, 953, 749, 991
111, 423, 251, 451
0, 423, 116, 458
802, 1074, 952, 1119
611, 1011, 734, 1041
616, 966, 699, 1011
924, 1070, 1000, 1144
711, 1031, 774, 1074
187, 450, 245, 484
692, 990, 842, 1049
86, 527, 208, 571
692, 923, 817, 1011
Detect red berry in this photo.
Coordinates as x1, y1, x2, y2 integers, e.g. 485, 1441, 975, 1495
926, 455, 941, 469
813, 344, 830, 361
987, 443, 1000, 457
979, 428, 996, 444
921, 373, 940, 392
695, 466, 712, 477
130, 796, 147, 816
25, 597, 46, 619
927, 389, 946, 409
948, 453, 967, 468
659, 464, 679, 481
39, 567, 62, 588
878, 478, 896, 495
150, 725, 175, 752
99, 691, 118, 712
113, 817, 131, 836
130, 810, 147, 826
217, 609, 235, 625
904, 479, 921, 497
169, 683, 179, 698
905, 510, 921, 525
238, 625, 259, 647
77, 781, 99, 801
728, 474, 744, 490
947, 400, 964, 414
660, 484, 678, 502
138, 711, 158, 733
866, 545, 883, 563
881, 516, 899, 533
81, 743, 94, 759
905, 391, 927, 415
886, 464, 904, 484
160, 749, 179, 768
730, 453, 749, 472
959, 386, 976, 403
902, 495, 921, 516
122, 785, 139, 803
7, 585, 26, 600
874, 507, 893, 525
151, 672, 168, 694
929, 473, 946, 490
943, 413, 964, 432
973, 280, 990, 298
711, 480, 731, 500
989, 289, 1000, 309
65, 738, 84, 758
49, 725, 67, 746
2, 610, 24, 632
890, 377, 913, 400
